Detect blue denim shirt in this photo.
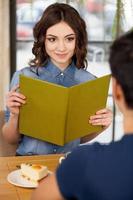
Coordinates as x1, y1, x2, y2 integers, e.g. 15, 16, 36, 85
5, 61, 96, 155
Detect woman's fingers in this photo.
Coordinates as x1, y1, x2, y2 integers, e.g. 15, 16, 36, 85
7, 91, 25, 99
90, 113, 112, 120
8, 102, 22, 107
6, 86, 26, 111
89, 117, 111, 126
7, 96, 26, 104
90, 108, 112, 119
89, 108, 113, 127
95, 108, 111, 114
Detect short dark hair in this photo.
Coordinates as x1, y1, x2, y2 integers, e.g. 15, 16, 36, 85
109, 30, 133, 108
30, 3, 88, 69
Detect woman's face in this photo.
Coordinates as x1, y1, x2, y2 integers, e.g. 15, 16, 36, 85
45, 21, 76, 69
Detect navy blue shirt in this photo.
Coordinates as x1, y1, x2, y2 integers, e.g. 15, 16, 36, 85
5, 60, 96, 155
56, 134, 133, 200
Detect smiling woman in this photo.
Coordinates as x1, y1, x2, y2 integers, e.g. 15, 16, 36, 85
2, 2, 112, 156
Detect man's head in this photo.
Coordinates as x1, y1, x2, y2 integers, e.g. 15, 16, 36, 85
109, 31, 133, 111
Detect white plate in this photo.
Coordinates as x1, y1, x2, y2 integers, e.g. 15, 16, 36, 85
7, 169, 51, 188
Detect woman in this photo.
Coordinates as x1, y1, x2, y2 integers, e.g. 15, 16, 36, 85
2, 3, 112, 155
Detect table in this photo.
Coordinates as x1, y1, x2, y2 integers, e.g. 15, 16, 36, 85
0, 154, 63, 200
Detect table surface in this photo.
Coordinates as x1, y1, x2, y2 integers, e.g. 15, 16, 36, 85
0, 154, 63, 200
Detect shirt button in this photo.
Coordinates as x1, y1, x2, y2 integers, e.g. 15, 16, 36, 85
60, 72, 64, 76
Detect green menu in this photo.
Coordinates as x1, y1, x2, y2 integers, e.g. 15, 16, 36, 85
19, 74, 111, 146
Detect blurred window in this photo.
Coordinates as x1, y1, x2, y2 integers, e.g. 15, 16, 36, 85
17, 7, 40, 22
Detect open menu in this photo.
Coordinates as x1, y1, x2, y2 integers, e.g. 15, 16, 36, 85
19, 74, 110, 146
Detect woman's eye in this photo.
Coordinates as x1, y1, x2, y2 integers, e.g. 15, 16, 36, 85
66, 37, 75, 42
47, 38, 56, 42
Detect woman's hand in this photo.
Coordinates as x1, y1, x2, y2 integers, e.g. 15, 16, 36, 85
6, 85, 26, 116
89, 108, 113, 129
81, 108, 113, 144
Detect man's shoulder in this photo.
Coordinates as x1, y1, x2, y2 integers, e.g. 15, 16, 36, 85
73, 136, 132, 161
69, 140, 121, 161
74, 142, 104, 156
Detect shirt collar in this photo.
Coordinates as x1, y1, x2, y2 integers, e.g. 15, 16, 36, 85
33, 60, 76, 79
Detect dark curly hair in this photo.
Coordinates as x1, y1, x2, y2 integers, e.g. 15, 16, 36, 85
29, 3, 88, 69
109, 30, 133, 108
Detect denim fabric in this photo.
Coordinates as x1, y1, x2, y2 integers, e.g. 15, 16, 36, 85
5, 60, 96, 155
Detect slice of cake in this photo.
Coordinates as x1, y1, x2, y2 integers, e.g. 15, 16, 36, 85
20, 163, 48, 182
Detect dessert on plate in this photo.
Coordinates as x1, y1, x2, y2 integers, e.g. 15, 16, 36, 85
20, 163, 49, 183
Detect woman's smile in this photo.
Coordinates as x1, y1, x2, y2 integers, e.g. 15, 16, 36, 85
55, 53, 68, 58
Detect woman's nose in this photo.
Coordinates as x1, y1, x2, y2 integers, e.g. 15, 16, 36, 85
57, 40, 66, 51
